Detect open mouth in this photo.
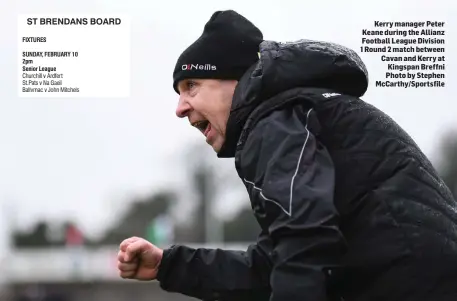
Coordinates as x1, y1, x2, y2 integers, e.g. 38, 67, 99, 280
192, 120, 211, 136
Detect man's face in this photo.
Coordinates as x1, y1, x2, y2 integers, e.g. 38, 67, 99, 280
176, 79, 237, 152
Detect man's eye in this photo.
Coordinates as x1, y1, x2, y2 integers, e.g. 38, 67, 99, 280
187, 81, 196, 89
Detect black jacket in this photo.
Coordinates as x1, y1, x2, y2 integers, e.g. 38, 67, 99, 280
157, 40, 457, 301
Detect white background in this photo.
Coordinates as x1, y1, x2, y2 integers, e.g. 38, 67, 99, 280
17, 14, 130, 98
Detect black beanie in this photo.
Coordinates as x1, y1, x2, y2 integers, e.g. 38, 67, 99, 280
172, 10, 263, 93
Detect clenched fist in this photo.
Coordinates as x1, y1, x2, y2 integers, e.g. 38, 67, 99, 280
117, 237, 164, 280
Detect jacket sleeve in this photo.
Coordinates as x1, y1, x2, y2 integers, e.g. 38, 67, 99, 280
156, 230, 273, 301
240, 104, 347, 301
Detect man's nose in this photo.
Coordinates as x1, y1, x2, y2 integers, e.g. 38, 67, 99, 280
176, 98, 191, 118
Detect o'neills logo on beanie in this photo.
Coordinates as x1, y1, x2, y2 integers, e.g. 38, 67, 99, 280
182, 64, 217, 71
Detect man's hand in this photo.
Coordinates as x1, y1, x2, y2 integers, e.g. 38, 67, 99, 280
117, 237, 164, 281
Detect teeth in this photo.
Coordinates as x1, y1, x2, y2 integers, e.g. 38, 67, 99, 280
193, 120, 208, 132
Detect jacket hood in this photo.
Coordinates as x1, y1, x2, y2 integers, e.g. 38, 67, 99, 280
218, 39, 369, 158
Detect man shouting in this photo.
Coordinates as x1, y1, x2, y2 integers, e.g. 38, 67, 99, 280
118, 10, 457, 301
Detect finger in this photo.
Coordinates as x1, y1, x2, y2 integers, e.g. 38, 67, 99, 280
119, 270, 136, 279
118, 251, 139, 264
120, 237, 140, 252
125, 239, 147, 262
118, 262, 138, 272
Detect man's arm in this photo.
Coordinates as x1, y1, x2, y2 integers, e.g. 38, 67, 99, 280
240, 104, 347, 301
156, 231, 273, 301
